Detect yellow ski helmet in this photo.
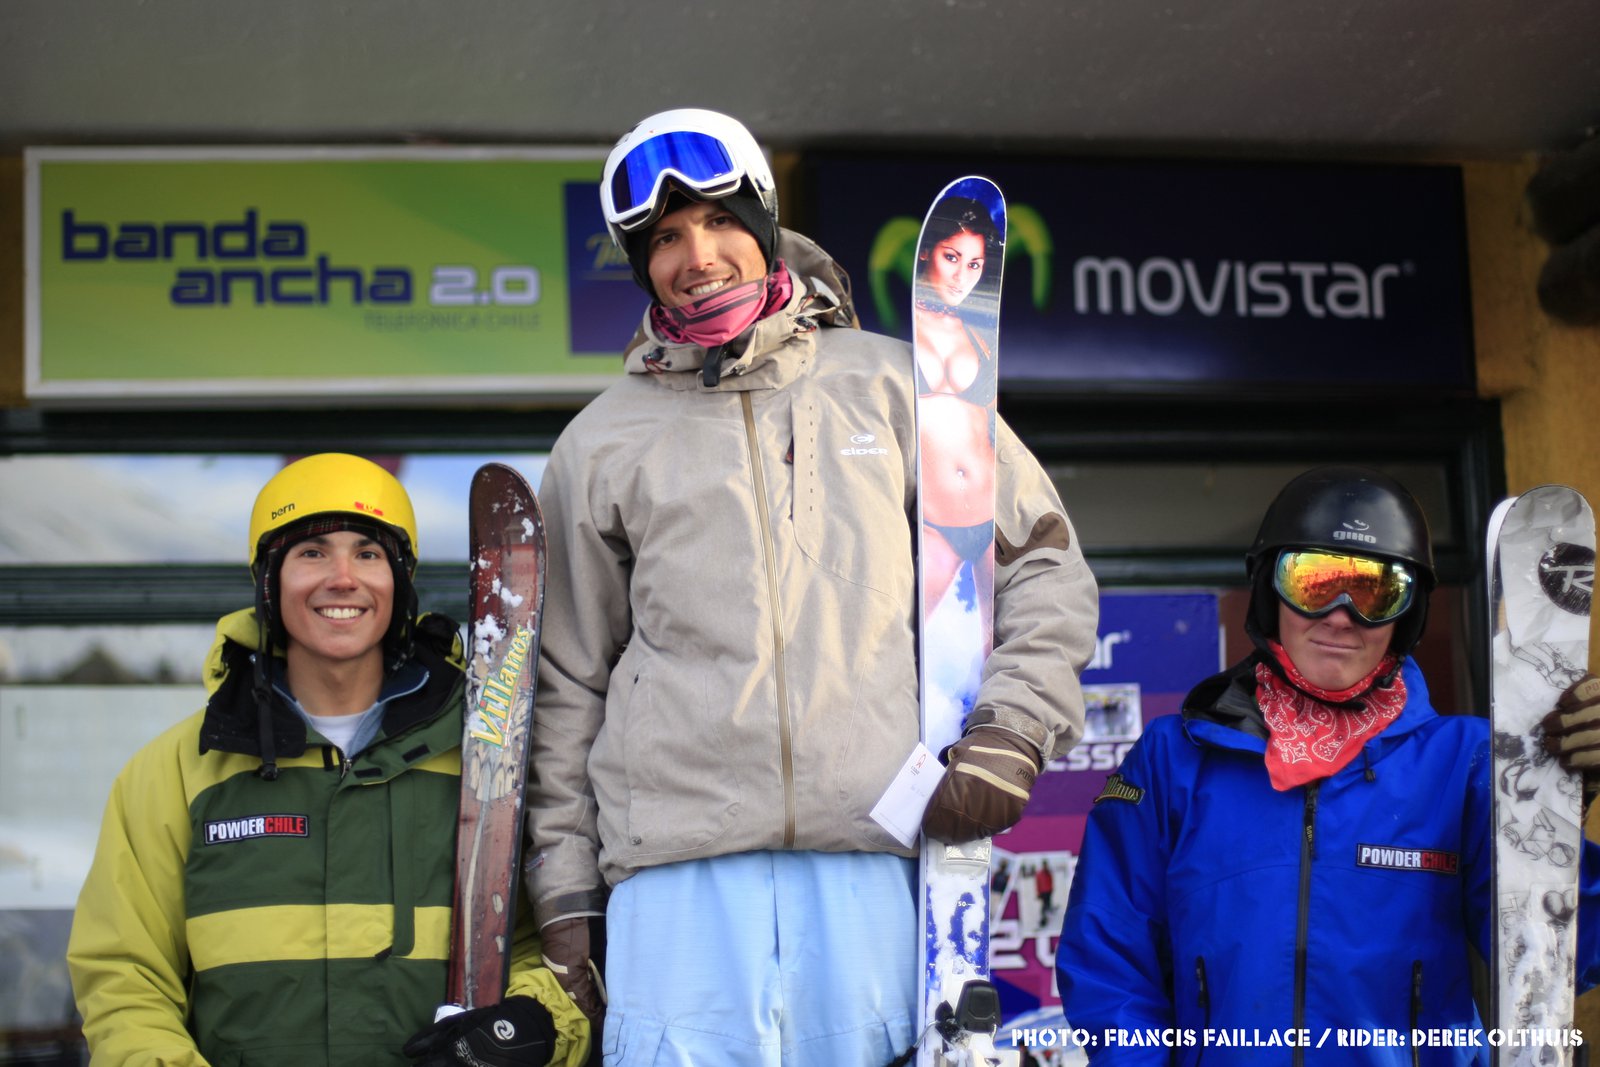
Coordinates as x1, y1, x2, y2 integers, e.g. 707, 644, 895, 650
249, 452, 418, 575
247, 454, 421, 671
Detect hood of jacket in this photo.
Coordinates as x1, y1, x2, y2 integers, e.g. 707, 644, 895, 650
198, 607, 465, 761
619, 228, 859, 383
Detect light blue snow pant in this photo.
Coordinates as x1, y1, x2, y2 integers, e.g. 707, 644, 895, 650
603, 850, 918, 1067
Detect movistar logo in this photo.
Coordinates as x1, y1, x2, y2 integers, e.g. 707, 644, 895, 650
1073, 257, 1408, 319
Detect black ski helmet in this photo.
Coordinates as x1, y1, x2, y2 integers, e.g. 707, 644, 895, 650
1244, 466, 1437, 657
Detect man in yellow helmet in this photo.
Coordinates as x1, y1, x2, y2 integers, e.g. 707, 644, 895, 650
67, 453, 587, 1067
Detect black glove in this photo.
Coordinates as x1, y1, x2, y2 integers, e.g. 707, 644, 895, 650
921, 725, 1042, 844
1542, 672, 1600, 814
402, 996, 556, 1067
542, 914, 606, 1030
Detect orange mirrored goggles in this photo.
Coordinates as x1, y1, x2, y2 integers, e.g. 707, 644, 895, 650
1273, 549, 1416, 626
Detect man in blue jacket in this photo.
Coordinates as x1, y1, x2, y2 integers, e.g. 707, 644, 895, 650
1058, 467, 1600, 1065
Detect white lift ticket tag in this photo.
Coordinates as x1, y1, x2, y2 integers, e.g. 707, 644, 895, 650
869, 742, 945, 847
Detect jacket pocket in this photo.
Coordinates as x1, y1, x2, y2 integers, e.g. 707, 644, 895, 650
615, 659, 742, 860
790, 392, 912, 600
829, 680, 919, 851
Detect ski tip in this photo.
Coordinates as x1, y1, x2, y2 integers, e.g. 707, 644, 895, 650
1485, 495, 1518, 550
936, 174, 1002, 196
1517, 483, 1596, 523
927, 176, 1006, 219
472, 461, 532, 488
1494, 485, 1596, 557
470, 463, 541, 513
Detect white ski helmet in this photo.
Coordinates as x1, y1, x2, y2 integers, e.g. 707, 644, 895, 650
602, 108, 778, 242
601, 108, 779, 294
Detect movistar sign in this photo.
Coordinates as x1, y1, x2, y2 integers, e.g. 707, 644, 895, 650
1071, 257, 1407, 320
810, 156, 1471, 390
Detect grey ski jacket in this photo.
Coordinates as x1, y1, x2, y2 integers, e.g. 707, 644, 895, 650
524, 229, 1098, 922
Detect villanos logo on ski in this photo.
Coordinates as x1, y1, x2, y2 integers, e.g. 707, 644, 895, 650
470, 624, 535, 746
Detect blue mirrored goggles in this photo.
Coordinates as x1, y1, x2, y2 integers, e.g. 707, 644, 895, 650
608, 131, 741, 233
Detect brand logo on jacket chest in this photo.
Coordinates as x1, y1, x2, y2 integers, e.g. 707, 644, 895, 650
1356, 843, 1458, 874
841, 432, 888, 457
203, 813, 310, 845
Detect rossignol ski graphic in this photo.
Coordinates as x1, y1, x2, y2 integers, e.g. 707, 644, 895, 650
1487, 485, 1594, 1065
912, 176, 1008, 1067
444, 462, 547, 1011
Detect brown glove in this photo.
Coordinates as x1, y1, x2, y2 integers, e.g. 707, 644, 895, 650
540, 915, 605, 1030
1542, 673, 1600, 824
1541, 673, 1600, 768
921, 725, 1043, 844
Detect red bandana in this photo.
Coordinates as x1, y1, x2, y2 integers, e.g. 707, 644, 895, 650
649, 261, 793, 349
1257, 642, 1406, 791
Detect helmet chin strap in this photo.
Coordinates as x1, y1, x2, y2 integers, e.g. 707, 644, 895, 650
251, 573, 281, 782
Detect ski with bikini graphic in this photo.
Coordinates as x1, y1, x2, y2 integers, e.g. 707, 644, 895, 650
911, 176, 1009, 1067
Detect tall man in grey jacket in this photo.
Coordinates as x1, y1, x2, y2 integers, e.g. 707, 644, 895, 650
525, 108, 1099, 1066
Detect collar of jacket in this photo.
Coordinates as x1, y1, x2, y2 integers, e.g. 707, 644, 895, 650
1180, 654, 1439, 758
621, 228, 858, 393
197, 607, 465, 761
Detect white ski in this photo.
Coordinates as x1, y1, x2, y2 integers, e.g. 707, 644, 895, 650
1488, 485, 1594, 1066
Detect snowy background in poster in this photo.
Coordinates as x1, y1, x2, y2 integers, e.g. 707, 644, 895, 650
993, 591, 1222, 1042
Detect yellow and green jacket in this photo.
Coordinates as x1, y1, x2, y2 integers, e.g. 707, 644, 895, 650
67, 609, 588, 1067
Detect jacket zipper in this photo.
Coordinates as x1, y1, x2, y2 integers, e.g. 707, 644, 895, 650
741, 391, 797, 847
1195, 957, 1211, 1066
1294, 782, 1320, 1067
1410, 961, 1422, 1067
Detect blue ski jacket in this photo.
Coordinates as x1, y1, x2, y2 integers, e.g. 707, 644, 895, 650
1057, 656, 1600, 1065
